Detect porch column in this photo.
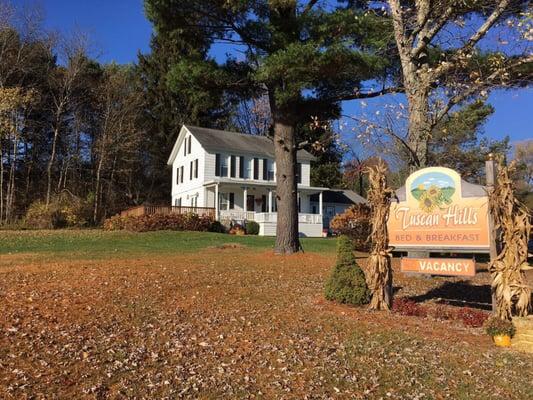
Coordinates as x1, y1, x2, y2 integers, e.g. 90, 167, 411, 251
215, 183, 219, 220
243, 187, 248, 213
268, 189, 273, 213
319, 191, 323, 216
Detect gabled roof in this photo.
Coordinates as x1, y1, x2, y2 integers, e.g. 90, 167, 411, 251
310, 189, 367, 204
167, 125, 315, 165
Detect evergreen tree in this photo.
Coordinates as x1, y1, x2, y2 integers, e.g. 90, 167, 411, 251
325, 235, 369, 305
144, 0, 393, 253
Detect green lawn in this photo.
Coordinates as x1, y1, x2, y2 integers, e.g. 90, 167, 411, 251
0, 229, 337, 260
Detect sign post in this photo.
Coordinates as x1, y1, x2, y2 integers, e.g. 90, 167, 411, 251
485, 155, 499, 312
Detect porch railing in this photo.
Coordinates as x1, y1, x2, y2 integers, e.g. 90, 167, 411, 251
219, 210, 256, 221
120, 205, 216, 218
254, 212, 322, 224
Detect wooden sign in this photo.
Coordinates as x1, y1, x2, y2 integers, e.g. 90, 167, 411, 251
388, 167, 490, 252
401, 258, 476, 277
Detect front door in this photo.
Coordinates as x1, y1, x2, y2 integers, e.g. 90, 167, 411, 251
247, 195, 255, 212
325, 206, 335, 228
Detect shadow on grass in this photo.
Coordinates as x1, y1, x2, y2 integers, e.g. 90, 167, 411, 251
408, 281, 493, 310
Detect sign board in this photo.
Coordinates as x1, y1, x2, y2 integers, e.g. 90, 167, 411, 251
401, 257, 476, 277
388, 167, 490, 252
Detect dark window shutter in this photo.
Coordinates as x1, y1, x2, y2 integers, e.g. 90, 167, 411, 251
229, 193, 235, 209
230, 155, 236, 178
215, 154, 221, 177
188, 136, 191, 154
253, 158, 259, 180
239, 156, 244, 178
190, 161, 193, 180
262, 159, 268, 180
176, 168, 179, 185
194, 159, 198, 178
297, 163, 302, 184
184, 137, 187, 156
180, 166, 184, 183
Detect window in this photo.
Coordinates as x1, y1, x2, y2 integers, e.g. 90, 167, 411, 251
219, 193, 229, 211
253, 158, 259, 180
245, 158, 252, 179
296, 163, 302, 184
268, 160, 275, 181
175, 198, 181, 207
215, 153, 221, 177
261, 194, 267, 212
230, 155, 236, 178
180, 166, 184, 183
190, 161, 193, 180
239, 156, 244, 178
194, 159, 198, 179
191, 196, 197, 208
229, 193, 235, 209
187, 136, 192, 154
176, 168, 180, 185
221, 155, 228, 177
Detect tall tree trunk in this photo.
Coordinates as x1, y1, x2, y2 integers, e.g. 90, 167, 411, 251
273, 116, 300, 254
406, 88, 431, 170
0, 138, 4, 224
6, 132, 18, 221
93, 142, 106, 224
46, 125, 60, 205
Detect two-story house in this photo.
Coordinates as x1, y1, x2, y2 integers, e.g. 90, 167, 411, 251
167, 125, 331, 237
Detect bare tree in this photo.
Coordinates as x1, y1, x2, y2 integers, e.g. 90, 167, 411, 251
384, 0, 532, 169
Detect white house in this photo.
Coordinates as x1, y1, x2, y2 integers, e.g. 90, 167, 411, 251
167, 125, 364, 237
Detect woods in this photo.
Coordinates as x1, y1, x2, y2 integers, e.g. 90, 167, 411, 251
0, 0, 531, 237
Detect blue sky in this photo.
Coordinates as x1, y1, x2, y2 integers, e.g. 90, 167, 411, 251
37, 0, 532, 145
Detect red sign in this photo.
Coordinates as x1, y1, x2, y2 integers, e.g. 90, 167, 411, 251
401, 258, 476, 277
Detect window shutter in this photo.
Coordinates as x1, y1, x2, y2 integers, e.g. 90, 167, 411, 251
180, 166, 184, 183
194, 159, 198, 178
215, 154, 221, 177
239, 156, 244, 178
253, 158, 259, 180
183, 137, 187, 156
176, 168, 180, 185
262, 159, 268, 180
190, 161, 193, 180
230, 155, 236, 178
188, 136, 192, 154
229, 193, 235, 209
297, 163, 302, 184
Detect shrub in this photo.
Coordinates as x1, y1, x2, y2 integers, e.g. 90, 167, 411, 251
329, 204, 371, 250
392, 298, 427, 317
25, 193, 91, 229
209, 221, 226, 233
324, 235, 370, 306
245, 220, 260, 235
484, 316, 516, 337
103, 213, 215, 232
429, 304, 456, 320
456, 307, 489, 328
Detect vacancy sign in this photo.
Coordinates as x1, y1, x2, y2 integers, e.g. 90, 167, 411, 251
401, 258, 476, 277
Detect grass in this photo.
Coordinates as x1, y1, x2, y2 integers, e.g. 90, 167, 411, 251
0, 229, 337, 260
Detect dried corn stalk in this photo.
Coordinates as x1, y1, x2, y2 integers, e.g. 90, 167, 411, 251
488, 159, 532, 320
366, 161, 394, 311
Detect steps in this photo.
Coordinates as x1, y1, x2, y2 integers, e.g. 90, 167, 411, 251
512, 316, 533, 353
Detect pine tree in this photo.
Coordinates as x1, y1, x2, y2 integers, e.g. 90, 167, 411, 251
325, 235, 370, 306
144, 0, 393, 253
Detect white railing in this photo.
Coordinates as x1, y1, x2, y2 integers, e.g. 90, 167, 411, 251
219, 210, 256, 221
254, 212, 322, 224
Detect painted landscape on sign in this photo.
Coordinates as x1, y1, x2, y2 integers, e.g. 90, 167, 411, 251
410, 172, 456, 213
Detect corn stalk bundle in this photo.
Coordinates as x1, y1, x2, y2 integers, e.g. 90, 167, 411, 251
488, 160, 532, 320
366, 161, 394, 311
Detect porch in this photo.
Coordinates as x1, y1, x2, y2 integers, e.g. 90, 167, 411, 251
206, 180, 326, 237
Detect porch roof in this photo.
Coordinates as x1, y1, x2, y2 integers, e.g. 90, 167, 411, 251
203, 179, 328, 193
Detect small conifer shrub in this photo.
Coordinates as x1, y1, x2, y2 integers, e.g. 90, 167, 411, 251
324, 235, 370, 305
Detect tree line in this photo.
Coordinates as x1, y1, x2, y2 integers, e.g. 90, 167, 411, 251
0, 1, 531, 250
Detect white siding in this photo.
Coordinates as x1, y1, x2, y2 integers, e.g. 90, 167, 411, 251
171, 129, 207, 206
300, 161, 311, 186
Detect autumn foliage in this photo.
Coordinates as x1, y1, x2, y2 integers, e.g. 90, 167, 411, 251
329, 204, 371, 250
103, 213, 215, 232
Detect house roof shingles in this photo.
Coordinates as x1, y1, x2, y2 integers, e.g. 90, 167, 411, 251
309, 189, 367, 204
185, 125, 315, 161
